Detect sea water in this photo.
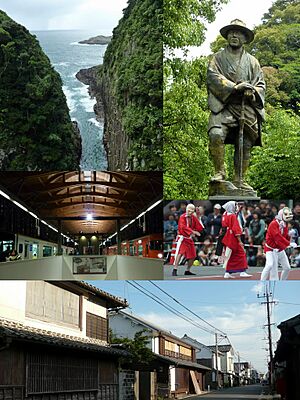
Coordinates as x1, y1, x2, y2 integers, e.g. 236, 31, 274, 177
33, 30, 107, 170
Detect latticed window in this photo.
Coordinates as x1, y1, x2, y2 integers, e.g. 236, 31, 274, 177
26, 352, 98, 393
86, 312, 108, 341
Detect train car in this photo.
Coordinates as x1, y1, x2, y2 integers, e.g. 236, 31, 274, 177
12, 234, 73, 260
103, 234, 163, 259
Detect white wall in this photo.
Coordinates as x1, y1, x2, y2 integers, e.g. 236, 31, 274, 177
153, 336, 160, 354
116, 256, 163, 280
109, 313, 153, 350
0, 256, 68, 279
0, 281, 108, 342
170, 367, 176, 392
0, 281, 27, 321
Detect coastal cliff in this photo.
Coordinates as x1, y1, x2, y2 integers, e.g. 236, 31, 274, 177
77, 0, 163, 170
0, 10, 81, 170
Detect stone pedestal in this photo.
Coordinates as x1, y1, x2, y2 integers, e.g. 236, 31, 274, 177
209, 179, 260, 200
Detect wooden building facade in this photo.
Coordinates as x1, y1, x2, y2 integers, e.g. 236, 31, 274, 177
0, 281, 128, 400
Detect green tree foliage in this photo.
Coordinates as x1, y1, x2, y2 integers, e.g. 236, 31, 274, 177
164, 0, 227, 50
164, 0, 228, 198
99, 0, 162, 170
110, 329, 154, 366
249, 0, 300, 112
164, 58, 213, 198
0, 11, 81, 170
247, 106, 300, 198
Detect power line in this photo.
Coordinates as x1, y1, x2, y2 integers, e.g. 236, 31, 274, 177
148, 281, 227, 336
126, 281, 260, 372
126, 281, 215, 335
147, 282, 259, 365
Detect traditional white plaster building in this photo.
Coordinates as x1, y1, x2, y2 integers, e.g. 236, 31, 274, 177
109, 310, 211, 398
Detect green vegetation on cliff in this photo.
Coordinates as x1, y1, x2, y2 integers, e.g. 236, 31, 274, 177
99, 0, 162, 170
0, 10, 81, 170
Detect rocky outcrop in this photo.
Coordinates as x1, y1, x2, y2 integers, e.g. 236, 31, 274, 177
76, 66, 104, 120
76, 65, 127, 168
76, 0, 163, 171
0, 10, 81, 170
79, 35, 111, 45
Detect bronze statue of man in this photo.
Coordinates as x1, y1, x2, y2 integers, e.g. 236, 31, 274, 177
207, 19, 265, 196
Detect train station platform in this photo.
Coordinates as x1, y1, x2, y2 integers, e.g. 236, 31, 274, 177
0, 256, 163, 280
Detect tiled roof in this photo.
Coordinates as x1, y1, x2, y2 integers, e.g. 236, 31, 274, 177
155, 354, 211, 371
278, 313, 300, 331
0, 318, 127, 356
207, 344, 232, 353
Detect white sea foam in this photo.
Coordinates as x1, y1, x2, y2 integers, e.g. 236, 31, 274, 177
53, 61, 70, 67
88, 118, 103, 128
62, 85, 77, 114
80, 96, 96, 112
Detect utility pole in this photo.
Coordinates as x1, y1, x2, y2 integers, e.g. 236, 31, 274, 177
257, 283, 276, 394
237, 351, 241, 386
215, 333, 219, 389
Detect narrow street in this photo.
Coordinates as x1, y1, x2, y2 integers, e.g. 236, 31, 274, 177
185, 384, 263, 399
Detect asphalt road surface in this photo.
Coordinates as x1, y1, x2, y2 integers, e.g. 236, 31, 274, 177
164, 265, 300, 280
184, 384, 264, 399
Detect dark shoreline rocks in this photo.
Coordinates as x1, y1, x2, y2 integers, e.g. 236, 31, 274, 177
76, 66, 105, 120
78, 35, 111, 45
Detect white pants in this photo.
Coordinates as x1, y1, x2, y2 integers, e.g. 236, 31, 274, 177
261, 250, 291, 281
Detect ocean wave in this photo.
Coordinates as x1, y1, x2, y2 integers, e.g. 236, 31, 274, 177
53, 61, 70, 67
88, 118, 103, 128
62, 85, 77, 114
80, 96, 96, 112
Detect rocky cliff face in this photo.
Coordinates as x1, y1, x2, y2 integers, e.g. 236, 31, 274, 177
0, 10, 81, 170
76, 66, 104, 120
77, 0, 163, 170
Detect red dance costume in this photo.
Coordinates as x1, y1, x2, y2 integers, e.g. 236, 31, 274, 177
222, 212, 248, 273
264, 220, 290, 252
175, 213, 204, 260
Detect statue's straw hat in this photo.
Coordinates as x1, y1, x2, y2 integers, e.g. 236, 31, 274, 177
220, 19, 254, 43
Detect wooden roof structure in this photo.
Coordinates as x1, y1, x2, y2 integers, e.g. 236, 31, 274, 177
0, 171, 162, 235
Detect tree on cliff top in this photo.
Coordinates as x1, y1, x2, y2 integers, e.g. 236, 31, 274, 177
100, 0, 163, 170
0, 10, 80, 170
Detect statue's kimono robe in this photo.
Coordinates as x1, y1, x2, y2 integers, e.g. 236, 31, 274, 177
207, 46, 265, 146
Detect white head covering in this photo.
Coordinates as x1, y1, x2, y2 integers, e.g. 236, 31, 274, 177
275, 209, 286, 233
222, 201, 236, 214
186, 204, 195, 212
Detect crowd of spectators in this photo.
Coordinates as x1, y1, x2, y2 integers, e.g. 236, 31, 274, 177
164, 200, 300, 268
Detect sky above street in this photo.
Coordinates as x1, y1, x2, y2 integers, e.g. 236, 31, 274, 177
90, 280, 300, 374
0, 0, 128, 33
